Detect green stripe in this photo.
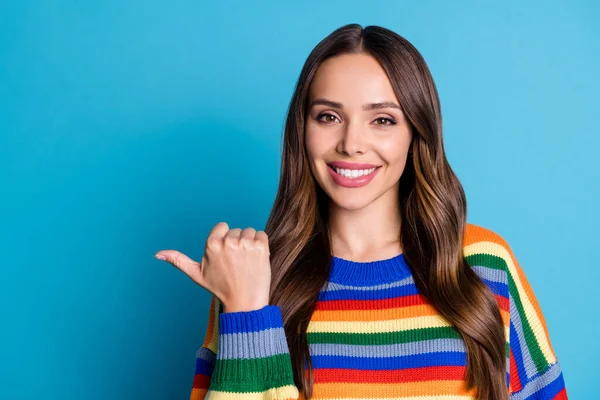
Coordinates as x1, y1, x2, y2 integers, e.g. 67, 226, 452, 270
307, 326, 463, 345
466, 253, 549, 373
209, 353, 295, 392
465, 253, 505, 272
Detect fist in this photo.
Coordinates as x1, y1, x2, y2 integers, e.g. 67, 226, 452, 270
155, 222, 271, 313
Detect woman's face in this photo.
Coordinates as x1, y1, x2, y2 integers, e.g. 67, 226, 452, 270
305, 53, 413, 211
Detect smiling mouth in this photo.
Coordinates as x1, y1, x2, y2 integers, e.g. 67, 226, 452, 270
327, 165, 381, 179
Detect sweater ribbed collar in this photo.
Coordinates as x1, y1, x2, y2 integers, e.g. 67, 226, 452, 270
328, 252, 411, 285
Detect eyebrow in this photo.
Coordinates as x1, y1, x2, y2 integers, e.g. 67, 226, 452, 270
309, 98, 402, 111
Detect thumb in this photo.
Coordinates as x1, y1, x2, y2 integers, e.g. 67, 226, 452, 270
155, 250, 204, 286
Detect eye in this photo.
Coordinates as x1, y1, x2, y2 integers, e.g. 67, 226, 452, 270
316, 113, 340, 124
374, 117, 397, 126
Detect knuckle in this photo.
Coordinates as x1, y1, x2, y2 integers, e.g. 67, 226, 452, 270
206, 237, 221, 250
261, 243, 270, 255
239, 237, 254, 248
223, 235, 238, 248
172, 253, 182, 267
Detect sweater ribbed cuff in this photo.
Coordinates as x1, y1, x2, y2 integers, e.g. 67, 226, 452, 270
209, 305, 297, 392
218, 305, 286, 334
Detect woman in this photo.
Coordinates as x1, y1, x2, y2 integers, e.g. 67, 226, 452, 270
155, 24, 567, 400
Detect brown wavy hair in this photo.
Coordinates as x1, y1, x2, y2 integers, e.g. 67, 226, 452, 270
264, 23, 507, 400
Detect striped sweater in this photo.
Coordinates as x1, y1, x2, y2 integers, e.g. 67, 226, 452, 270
190, 223, 567, 399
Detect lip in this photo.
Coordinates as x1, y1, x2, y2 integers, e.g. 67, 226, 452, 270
327, 161, 381, 169
327, 163, 381, 188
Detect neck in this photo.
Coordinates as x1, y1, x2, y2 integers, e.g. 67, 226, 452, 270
327, 185, 402, 262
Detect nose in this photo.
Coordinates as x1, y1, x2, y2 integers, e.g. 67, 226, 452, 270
337, 119, 366, 156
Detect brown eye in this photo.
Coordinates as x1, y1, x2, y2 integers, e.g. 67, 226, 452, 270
374, 117, 396, 126
317, 113, 339, 123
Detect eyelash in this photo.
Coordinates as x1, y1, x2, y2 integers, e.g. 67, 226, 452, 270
316, 113, 397, 126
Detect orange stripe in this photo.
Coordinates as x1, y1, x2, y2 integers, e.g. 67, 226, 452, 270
201, 295, 217, 348
501, 308, 509, 327
313, 301, 508, 327
190, 387, 208, 400
463, 223, 499, 247
311, 304, 441, 321
312, 380, 478, 397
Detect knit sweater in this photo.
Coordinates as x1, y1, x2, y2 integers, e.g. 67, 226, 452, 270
189, 223, 568, 400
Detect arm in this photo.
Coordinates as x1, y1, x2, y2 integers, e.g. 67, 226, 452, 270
190, 295, 300, 400
502, 241, 568, 399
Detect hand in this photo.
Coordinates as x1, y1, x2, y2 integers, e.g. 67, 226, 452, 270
155, 222, 271, 313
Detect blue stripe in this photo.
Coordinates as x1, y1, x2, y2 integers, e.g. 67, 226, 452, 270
510, 320, 528, 385
218, 305, 285, 334
310, 351, 467, 370
195, 356, 215, 376
318, 283, 420, 301
481, 278, 508, 296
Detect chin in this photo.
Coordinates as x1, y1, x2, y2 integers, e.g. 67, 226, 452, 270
328, 193, 374, 211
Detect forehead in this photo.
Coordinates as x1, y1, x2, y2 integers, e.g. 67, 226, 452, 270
308, 53, 399, 106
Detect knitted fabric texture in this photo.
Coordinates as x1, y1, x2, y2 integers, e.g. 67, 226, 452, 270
189, 223, 567, 400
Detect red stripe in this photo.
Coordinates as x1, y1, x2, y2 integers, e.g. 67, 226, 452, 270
495, 294, 509, 312
313, 365, 467, 383
552, 387, 568, 400
509, 349, 523, 393
192, 373, 211, 389
315, 295, 429, 311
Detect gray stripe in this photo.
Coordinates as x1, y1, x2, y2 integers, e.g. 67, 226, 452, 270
323, 275, 414, 292
309, 338, 466, 358
509, 294, 538, 380
216, 327, 290, 360
471, 265, 508, 284
471, 264, 511, 375
510, 362, 563, 400
196, 346, 216, 362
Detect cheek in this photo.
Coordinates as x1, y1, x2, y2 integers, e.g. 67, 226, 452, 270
305, 125, 332, 161
377, 135, 411, 168
304, 127, 324, 178
304, 128, 318, 160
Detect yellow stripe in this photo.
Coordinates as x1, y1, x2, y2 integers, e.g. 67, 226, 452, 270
205, 385, 299, 400
306, 314, 453, 333
312, 381, 477, 397
464, 241, 555, 364
207, 296, 220, 353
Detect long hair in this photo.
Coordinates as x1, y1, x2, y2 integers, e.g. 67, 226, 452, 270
264, 23, 507, 400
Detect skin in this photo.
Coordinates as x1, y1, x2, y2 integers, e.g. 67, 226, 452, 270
155, 53, 414, 313
305, 53, 413, 262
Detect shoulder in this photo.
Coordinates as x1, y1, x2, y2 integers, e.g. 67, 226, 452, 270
462, 222, 516, 272
462, 222, 527, 294
463, 222, 512, 254
462, 222, 539, 311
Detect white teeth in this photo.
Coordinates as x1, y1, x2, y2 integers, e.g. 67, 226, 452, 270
334, 167, 377, 178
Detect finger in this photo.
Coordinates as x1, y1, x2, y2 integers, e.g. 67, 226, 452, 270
208, 221, 230, 241
223, 228, 242, 246
155, 250, 203, 284
205, 222, 230, 251
255, 230, 269, 249
225, 227, 242, 238
241, 227, 257, 240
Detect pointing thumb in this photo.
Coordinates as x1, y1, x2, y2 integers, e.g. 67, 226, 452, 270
155, 250, 203, 284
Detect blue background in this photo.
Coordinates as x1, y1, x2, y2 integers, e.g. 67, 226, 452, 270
1, 1, 597, 399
